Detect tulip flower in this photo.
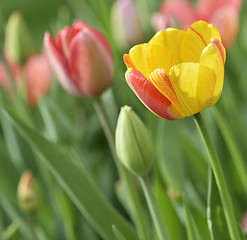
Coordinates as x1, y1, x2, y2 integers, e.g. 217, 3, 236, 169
124, 21, 226, 120
115, 105, 153, 176
242, 212, 247, 234
44, 21, 114, 97
152, 0, 242, 48
111, 0, 145, 50
24, 52, 51, 105
17, 171, 39, 213
0, 51, 51, 105
5, 11, 33, 64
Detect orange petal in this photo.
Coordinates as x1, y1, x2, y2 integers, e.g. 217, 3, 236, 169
149, 68, 185, 117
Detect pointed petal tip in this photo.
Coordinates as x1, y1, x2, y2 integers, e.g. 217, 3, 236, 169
211, 37, 226, 63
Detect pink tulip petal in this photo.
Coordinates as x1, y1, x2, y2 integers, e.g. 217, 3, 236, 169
44, 32, 80, 96
55, 27, 79, 59
69, 29, 114, 96
73, 21, 113, 59
210, 7, 238, 48
126, 69, 176, 120
25, 52, 51, 105
161, 0, 198, 29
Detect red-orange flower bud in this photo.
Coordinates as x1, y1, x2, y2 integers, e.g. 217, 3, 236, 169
44, 21, 114, 97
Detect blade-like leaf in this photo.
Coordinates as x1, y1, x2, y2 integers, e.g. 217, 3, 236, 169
1, 107, 138, 240
112, 225, 127, 240
207, 168, 231, 240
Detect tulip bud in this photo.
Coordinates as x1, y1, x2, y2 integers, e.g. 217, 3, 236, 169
5, 12, 33, 64
44, 21, 114, 97
210, 7, 239, 48
17, 171, 39, 213
115, 106, 153, 176
111, 0, 144, 50
24, 51, 51, 105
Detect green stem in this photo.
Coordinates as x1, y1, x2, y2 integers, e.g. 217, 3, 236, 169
29, 212, 37, 240
206, 167, 215, 240
194, 112, 241, 240
214, 105, 247, 196
93, 96, 149, 240
139, 176, 169, 240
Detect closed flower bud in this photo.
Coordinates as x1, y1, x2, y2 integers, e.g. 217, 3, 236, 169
24, 51, 51, 105
17, 171, 39, 213
111, 0, 144, 50
5, 12, 33, 64
44, 21, 114, 97
115, 106, 153, 176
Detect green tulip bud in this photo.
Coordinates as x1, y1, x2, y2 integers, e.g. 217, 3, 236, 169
5, 11, 33, 64
17, 171, 39, 213
115, 105, 153, 176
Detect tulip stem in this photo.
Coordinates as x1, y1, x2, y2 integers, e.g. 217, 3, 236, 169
29, 212, 37, 240
194, 112, 241, 240
93, 96, 149, 240
139, 176, 169, 240
214, 105, 247, 196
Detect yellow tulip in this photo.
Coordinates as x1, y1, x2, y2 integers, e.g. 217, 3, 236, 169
124, 20, 226, 120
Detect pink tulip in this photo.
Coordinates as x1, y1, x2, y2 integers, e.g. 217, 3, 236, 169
111, 0, 145, 50
44, 21, 114, 97
0, 51, 51, 105
152, 0, 242, 48
24, 52, 51, 105
0, 55, 20, 94
242, 212, 247, 233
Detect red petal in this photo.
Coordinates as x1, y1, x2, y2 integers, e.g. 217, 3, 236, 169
44, 32, 80, 96
69, 29, 114, 96
127, 70, 176, 120
73, 21, 113, 60
55, 27, 79, 58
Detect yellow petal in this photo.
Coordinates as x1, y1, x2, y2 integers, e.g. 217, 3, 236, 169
149, 29, 185, 64
168, 62, 217, 116
196, 64, 216, 110
126, 43, 150, 79
181, 20, 221, 63
147, 43, 175, 73
199, 41, 224, 105
169, 63, 200, 115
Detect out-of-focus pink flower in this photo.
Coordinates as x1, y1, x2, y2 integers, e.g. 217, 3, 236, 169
0, 51, 51, 105
44, 20, 114, 97
0, 56, 20, 94
111, 0, 145, 50
24, 52, 51, 105
152, 0, 242, 48
241, 212, 247, 233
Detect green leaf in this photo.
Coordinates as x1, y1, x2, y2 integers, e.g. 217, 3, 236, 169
3, 222, 20, 240
1, 107, 138, 240
207, 168, 231, 240
112, 225, 127, 240
153, 167, 186, 240
184, 201, 200, 240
